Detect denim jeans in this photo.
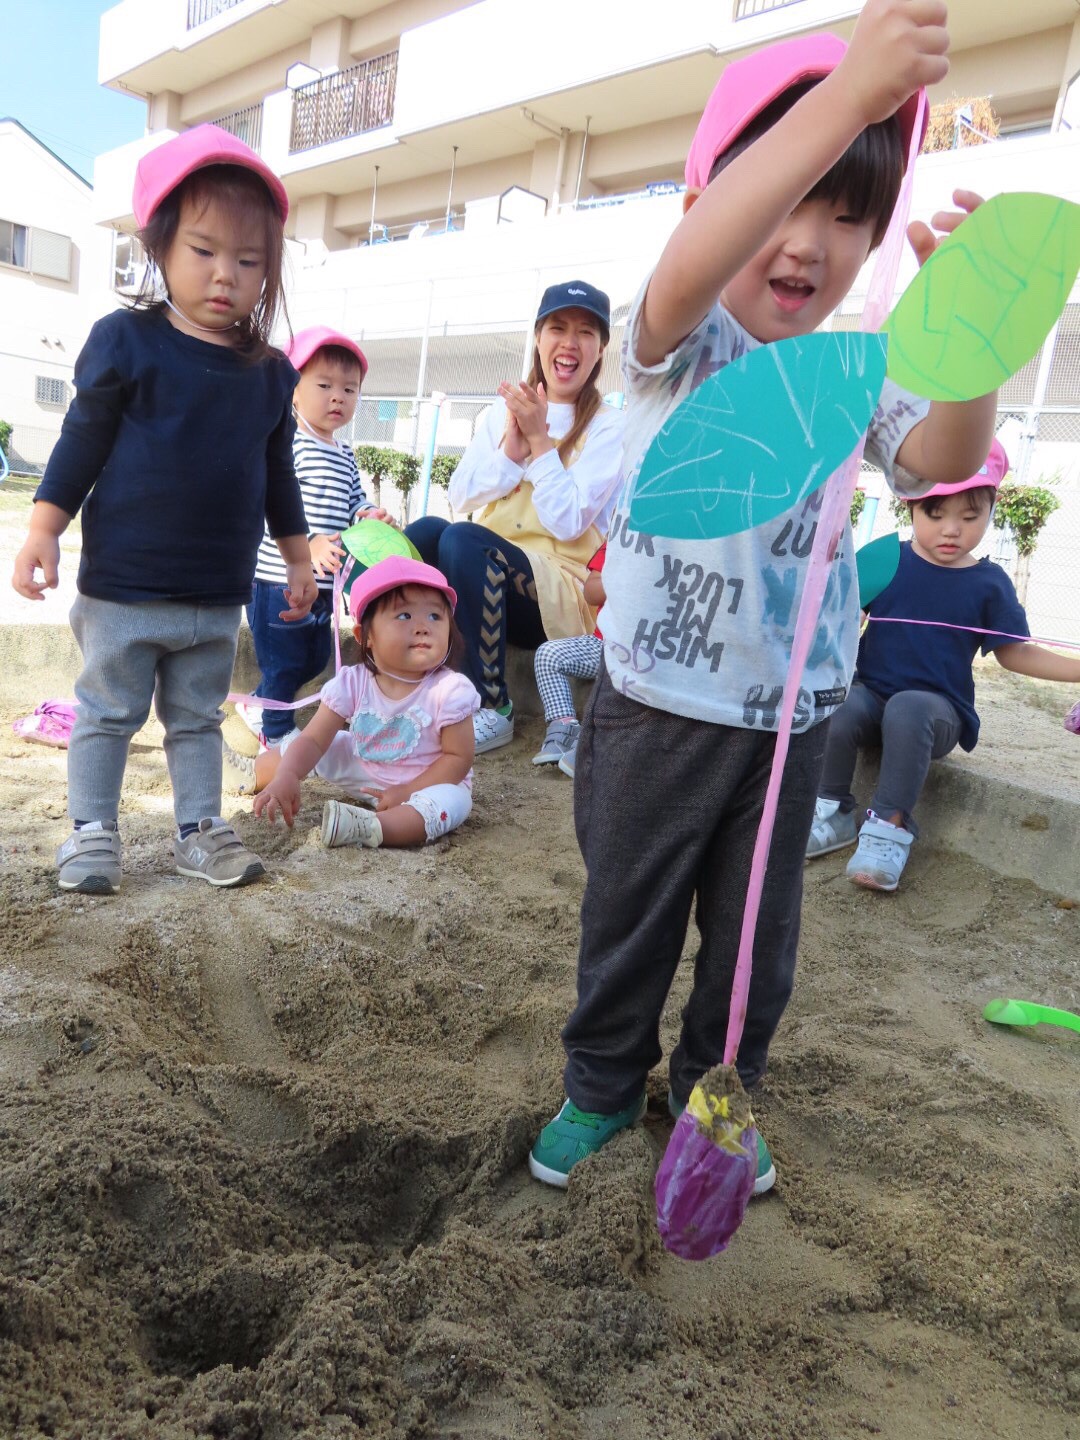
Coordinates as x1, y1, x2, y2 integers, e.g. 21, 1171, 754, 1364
247, 582, 334, 741
405, 517, 545, 709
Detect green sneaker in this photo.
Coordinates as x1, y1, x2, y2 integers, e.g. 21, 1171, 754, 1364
667, 1090, 776, 1196
529, 1094, 647, 1188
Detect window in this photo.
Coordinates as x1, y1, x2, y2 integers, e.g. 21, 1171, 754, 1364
35, 376, 68, 408
0, 219, 29, 269
113, 232, 145, 293
0, 219, 72, 280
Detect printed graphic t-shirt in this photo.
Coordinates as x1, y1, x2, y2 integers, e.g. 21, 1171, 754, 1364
600, 278, 933, 732
320, 664, 480, 789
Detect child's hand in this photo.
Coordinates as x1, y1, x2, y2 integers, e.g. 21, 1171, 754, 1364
279, 564, 318, 621
840, 0, 950, 128
253, 773, 302, 827
907, 189, 983, 268
358, 507, 399, 529
501, 410, 531, 465
367, 782, 412, 813
12, 533, 60, 600
499, 380, 550, 453
309, 532, 345, 577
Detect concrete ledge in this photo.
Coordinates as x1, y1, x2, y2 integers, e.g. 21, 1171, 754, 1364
2, 623, 1076, 901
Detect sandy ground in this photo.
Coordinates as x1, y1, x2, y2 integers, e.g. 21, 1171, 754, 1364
0, 672, 1078, 1439
2, 473, 1080, 1437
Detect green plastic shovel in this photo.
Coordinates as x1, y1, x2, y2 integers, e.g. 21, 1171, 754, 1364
982, 998, 1080, 1034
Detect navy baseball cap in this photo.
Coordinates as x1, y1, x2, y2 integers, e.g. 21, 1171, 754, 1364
535, 280, 611, 334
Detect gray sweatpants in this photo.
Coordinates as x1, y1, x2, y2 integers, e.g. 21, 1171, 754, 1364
562, 664, 828, 1112
817, 681, 962, 835
68, 595, 241, 826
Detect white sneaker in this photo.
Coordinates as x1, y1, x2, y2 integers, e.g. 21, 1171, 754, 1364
234, 700, 264, 738
321, 800, 383, 849
473, 707, 514, 754
846, 812, 914, 892
222, 741, 258, 796
806, 798, 858, 858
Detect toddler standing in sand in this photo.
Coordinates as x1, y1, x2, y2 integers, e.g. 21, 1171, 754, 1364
11, 126, 315, 894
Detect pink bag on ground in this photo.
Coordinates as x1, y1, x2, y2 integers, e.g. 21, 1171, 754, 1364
1065, 701, 1080, 736
12, 701, 78, 748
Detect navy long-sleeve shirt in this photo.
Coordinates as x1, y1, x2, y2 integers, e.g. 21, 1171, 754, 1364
36, 307, 306, 605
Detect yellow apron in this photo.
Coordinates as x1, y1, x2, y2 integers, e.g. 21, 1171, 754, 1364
477, 465, 601, 640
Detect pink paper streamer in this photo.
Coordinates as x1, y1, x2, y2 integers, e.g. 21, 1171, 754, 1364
865, 616, 1080, 651
723, 93, 927, 1067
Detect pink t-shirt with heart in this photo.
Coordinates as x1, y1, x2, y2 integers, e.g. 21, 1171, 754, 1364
319, 664, 480, 790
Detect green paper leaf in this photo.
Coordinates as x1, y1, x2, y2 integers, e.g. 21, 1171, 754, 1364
340, 519, 420, 597
856, 531, 901, 609
628, 332, 888, 540
885, 193, 1080, 401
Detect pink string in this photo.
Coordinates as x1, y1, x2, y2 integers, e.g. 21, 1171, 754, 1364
864, 616, 1080, 651
723, 93, 928, 1068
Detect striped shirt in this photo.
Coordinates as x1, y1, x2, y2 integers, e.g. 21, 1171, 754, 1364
255, 429, 373, 589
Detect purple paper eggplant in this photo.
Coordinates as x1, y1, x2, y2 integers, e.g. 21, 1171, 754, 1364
655, 1064, 757, 1260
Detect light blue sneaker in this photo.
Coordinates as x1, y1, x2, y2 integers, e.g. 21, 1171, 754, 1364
846, 811, 914, 891
529, 1094, 647, 1188
667, 1090, 776, 1195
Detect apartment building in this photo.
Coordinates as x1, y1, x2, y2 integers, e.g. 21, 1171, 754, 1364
0, 120, 119, 475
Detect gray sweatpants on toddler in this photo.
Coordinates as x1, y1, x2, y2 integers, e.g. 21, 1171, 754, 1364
68, 595, 241, 827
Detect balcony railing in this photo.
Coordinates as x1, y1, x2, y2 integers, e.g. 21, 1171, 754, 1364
208, 101, 264, 153
734, 0, 805, 17
289, 52, 398, 154
188, 0, 245, 27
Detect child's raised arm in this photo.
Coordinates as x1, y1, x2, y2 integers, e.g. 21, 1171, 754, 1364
638, 0, 950, 365
253, 701, 345, 826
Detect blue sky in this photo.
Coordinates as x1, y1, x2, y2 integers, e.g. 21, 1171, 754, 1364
0, 0, 145, 180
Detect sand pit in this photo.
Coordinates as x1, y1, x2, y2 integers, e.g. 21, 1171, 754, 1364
1, 669, 1078, 1440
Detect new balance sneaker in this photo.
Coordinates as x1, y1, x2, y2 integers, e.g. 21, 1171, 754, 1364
473, 706, 514, 754
174, 819, 265, 887
529, 1093, 647, 1188
557, 735, 579, 780
321, 800, 383, 849
806, 797, 858, 858
532, 718, 580, 766
57, 822, 122, 895
667, 1090, 776, 1196
222, 741, 258, 796
846, 811, 914, 892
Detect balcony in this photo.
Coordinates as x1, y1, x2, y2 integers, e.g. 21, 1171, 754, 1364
734, 0, 805, 17
209, 100, 263, 152
289, 52, 398, 154
187, 0, 244, 26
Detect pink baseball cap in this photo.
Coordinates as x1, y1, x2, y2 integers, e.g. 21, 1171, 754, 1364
285, 326, 368, 379
920, 439, 1009, 500
133, 124, 289, 228
348, 557, 457, 622
685, 34, 927, 191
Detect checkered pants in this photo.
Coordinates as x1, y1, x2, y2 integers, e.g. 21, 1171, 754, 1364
533, 634, 603, 723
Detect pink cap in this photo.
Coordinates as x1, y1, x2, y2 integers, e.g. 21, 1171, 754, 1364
285, 326, 368, 379
348, 556, 457, 622
920, 439, 1009, 500
133, 124, 289, 228
685, 34, 927, 190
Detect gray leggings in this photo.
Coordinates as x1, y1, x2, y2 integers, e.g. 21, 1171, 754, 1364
68, 595, 241, 826
817, 682, 962, 835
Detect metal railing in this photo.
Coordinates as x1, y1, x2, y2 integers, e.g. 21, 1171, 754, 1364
289, 51, 398, 154
208, 101, 264, 153
734, 0, 806, 17
188, 0, 246, 26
